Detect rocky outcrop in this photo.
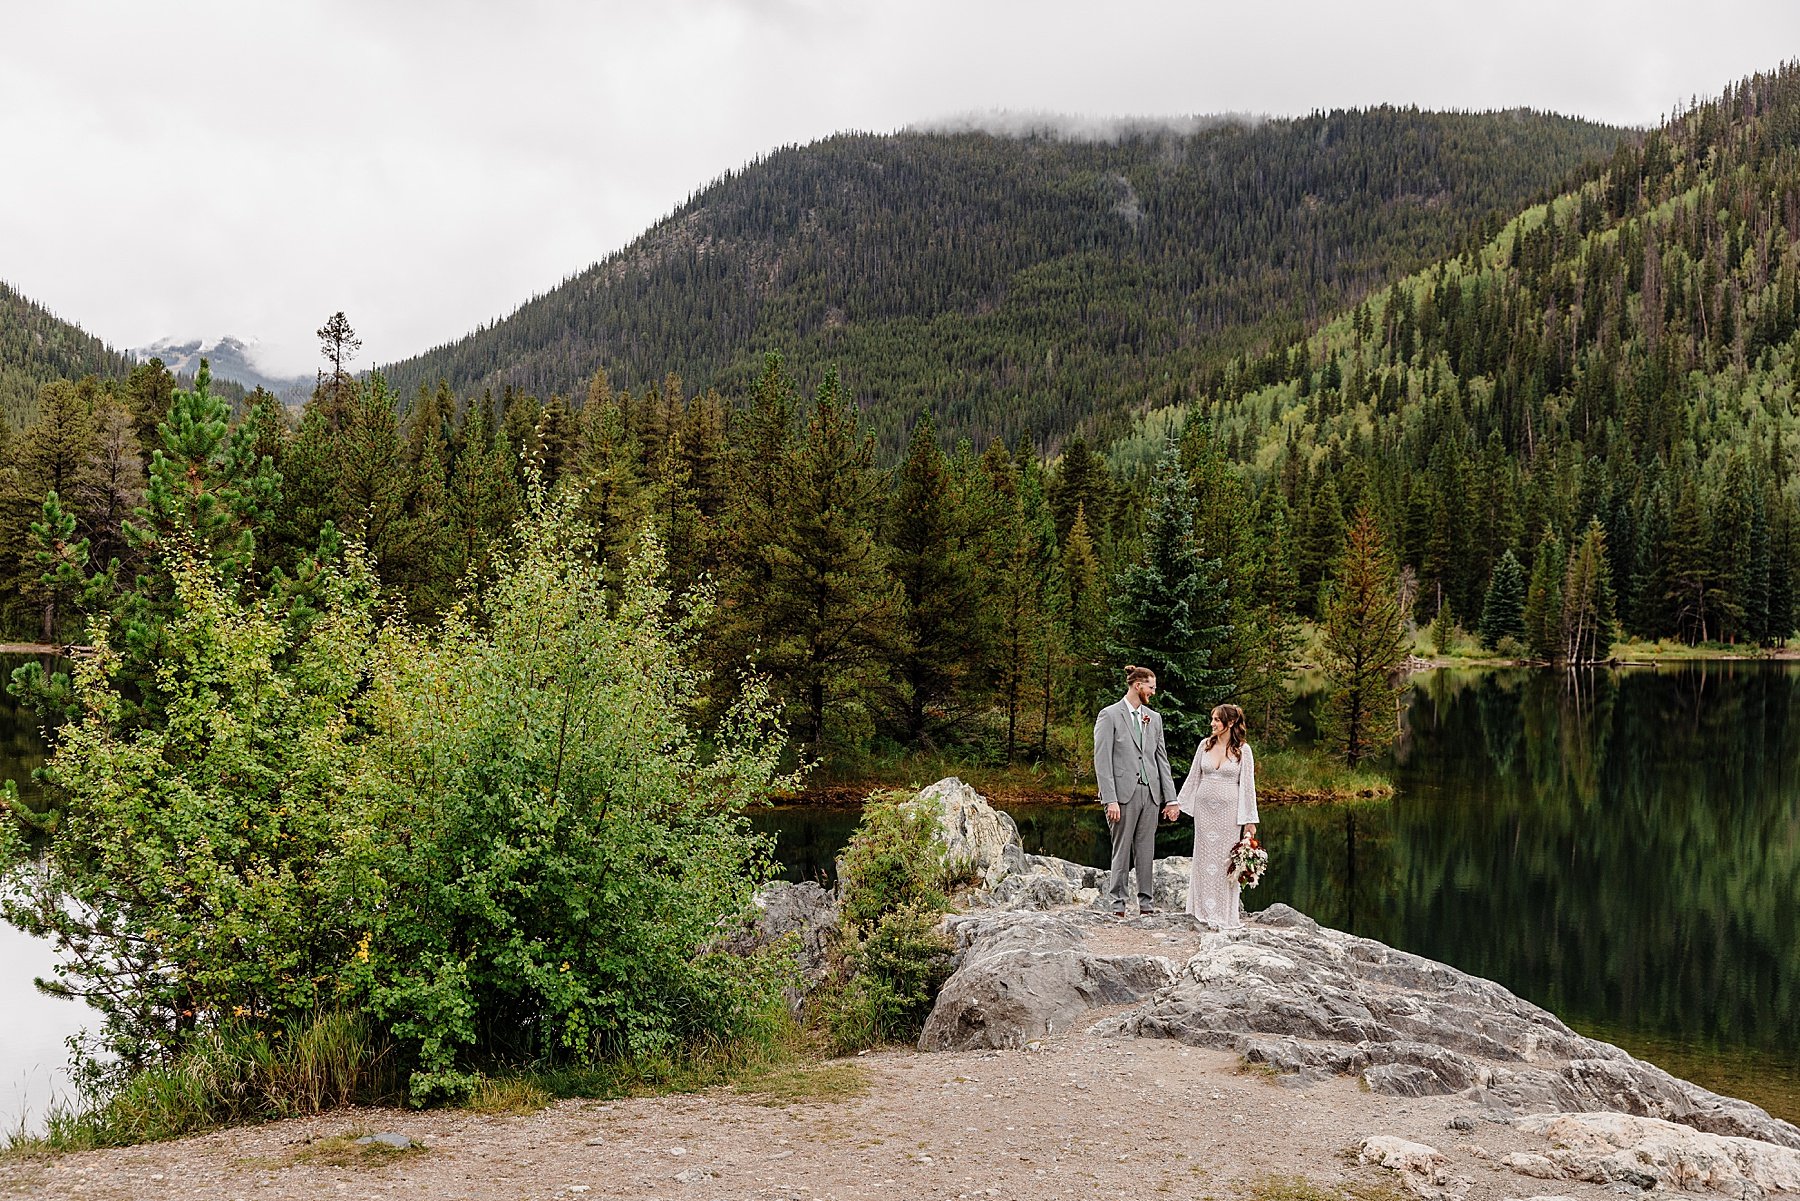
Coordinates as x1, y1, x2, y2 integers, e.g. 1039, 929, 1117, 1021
753, 779, 1799, 1155
1356, 1136, 1470, 1198
912, 778, 1027, 889
900, 779, 1800, 1154
1502, 1113, 1800, 1195
1094, 905, 1799, 1149
747, 880, 840, 1000
917, 910, 1177, 1050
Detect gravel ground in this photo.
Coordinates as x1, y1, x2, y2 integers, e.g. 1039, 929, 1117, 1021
0, 1030, 1624, 1201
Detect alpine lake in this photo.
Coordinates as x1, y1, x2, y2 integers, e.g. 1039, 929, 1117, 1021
1, 657, 1796, 1132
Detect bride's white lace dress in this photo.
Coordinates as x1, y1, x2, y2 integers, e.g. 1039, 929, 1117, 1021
1176, 742, 1259, 929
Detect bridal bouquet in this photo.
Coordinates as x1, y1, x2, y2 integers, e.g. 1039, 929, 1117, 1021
1227, 835, 1268, 889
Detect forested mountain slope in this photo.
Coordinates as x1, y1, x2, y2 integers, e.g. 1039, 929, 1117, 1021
0, 282, 137, 427
1159, 65, 1800, 649
382, 109, 1627, 452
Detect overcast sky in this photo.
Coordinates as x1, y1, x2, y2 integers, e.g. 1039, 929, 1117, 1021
4, 1, 1796, 378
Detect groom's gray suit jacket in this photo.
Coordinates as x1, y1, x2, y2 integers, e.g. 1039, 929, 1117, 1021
1093, 699, 1178, 809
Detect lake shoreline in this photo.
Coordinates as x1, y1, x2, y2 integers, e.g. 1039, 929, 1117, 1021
770, 783, 1391, 809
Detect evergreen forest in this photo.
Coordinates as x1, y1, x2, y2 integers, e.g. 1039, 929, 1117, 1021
381, 108, 1625, 453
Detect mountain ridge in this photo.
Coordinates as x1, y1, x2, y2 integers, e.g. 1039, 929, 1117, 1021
379, 106, 1631, 453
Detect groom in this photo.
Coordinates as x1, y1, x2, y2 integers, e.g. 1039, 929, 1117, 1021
1094, 665, 1179, 916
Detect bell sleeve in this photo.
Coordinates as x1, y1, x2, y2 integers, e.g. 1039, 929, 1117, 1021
1237, 743, 1260, 827
1175, 746, 1202, 817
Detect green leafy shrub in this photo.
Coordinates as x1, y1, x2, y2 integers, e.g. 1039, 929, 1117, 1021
0, 481, 797, 1126
817, 790, 956, 1052
824, 901, 955, 1052
358, 490, 793, 1102
834, 791, 949, 927
0, 547, 382, 1075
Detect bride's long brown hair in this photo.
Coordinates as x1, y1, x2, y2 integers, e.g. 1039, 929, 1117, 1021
1203, 703, 1248, 760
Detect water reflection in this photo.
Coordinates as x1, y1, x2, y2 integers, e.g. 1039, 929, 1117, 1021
1329, 665, 1800, 1089
1, 657, 76, 1133
755, 663, 1800, 1121
0, 654, 50, 812
0, 916, 78, 1135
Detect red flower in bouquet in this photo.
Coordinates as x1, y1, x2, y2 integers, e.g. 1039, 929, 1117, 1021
1227, 835, 1268, 889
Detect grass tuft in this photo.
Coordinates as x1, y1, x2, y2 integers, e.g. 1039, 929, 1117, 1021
1249, 1176, 1408, 1201
731, 1062, 870, 1105
466, 1076, 554, 1115
2, 1011, 399, 1157
286, 1130, 425, 1168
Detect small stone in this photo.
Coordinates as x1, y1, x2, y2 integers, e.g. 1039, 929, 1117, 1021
1446, 1115, 1477, 1132
668, 1147, 687, 1157
353, 1132, 413, 1150
569, 1189, 591, 1195
1501, 1152, 1562, 1180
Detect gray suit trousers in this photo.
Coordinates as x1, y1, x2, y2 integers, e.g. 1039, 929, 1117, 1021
1106, 781, 1158, 912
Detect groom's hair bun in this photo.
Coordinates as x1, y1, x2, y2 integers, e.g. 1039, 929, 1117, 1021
1125, 665, 1154, 684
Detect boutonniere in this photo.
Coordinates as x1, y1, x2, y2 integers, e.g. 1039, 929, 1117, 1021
1139, 711, 1151, 728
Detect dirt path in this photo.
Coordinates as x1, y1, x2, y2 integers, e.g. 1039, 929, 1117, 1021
0, 1033, 1620, 1201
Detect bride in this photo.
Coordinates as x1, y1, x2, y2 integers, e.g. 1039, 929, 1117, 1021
1164, 703, 1259, 929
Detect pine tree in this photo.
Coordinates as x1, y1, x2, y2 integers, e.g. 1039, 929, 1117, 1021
447, 395, 519, 583
18, 379, 96, 504
391, 381, 456, 614
885, 413, 981, 744
315, 310, 361, 425
122, 361, 279, 584
123, 357, 176, 450
749, 369, 903, 753
1318, 504, 1406, 766
332, 374, 411, 576
20, 491, 101, 644
1297, 474, 1346, 618
73, 393, 145, 578
1232, 490, 1302, 745
1060, 503, 1108, 726
1663, 480, 1717, 643
971, 440, 1058, 762
1479, 549, 1527, 649
1560, 518, 1617, 663
715, 355, 796, 673
570, 370, 646, 590
1047, 434, 1113, 547
1522, 535, 1565, 660
1105, 444, 1232, 754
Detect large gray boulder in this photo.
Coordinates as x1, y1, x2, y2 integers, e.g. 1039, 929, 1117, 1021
747, 880, 840, 1003
1134, 907, 1799, 1149
911, 777, 1027, 888
917, 910, 1177, 1049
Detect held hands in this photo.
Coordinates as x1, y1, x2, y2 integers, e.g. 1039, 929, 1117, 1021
1161, 804, 1181, 822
